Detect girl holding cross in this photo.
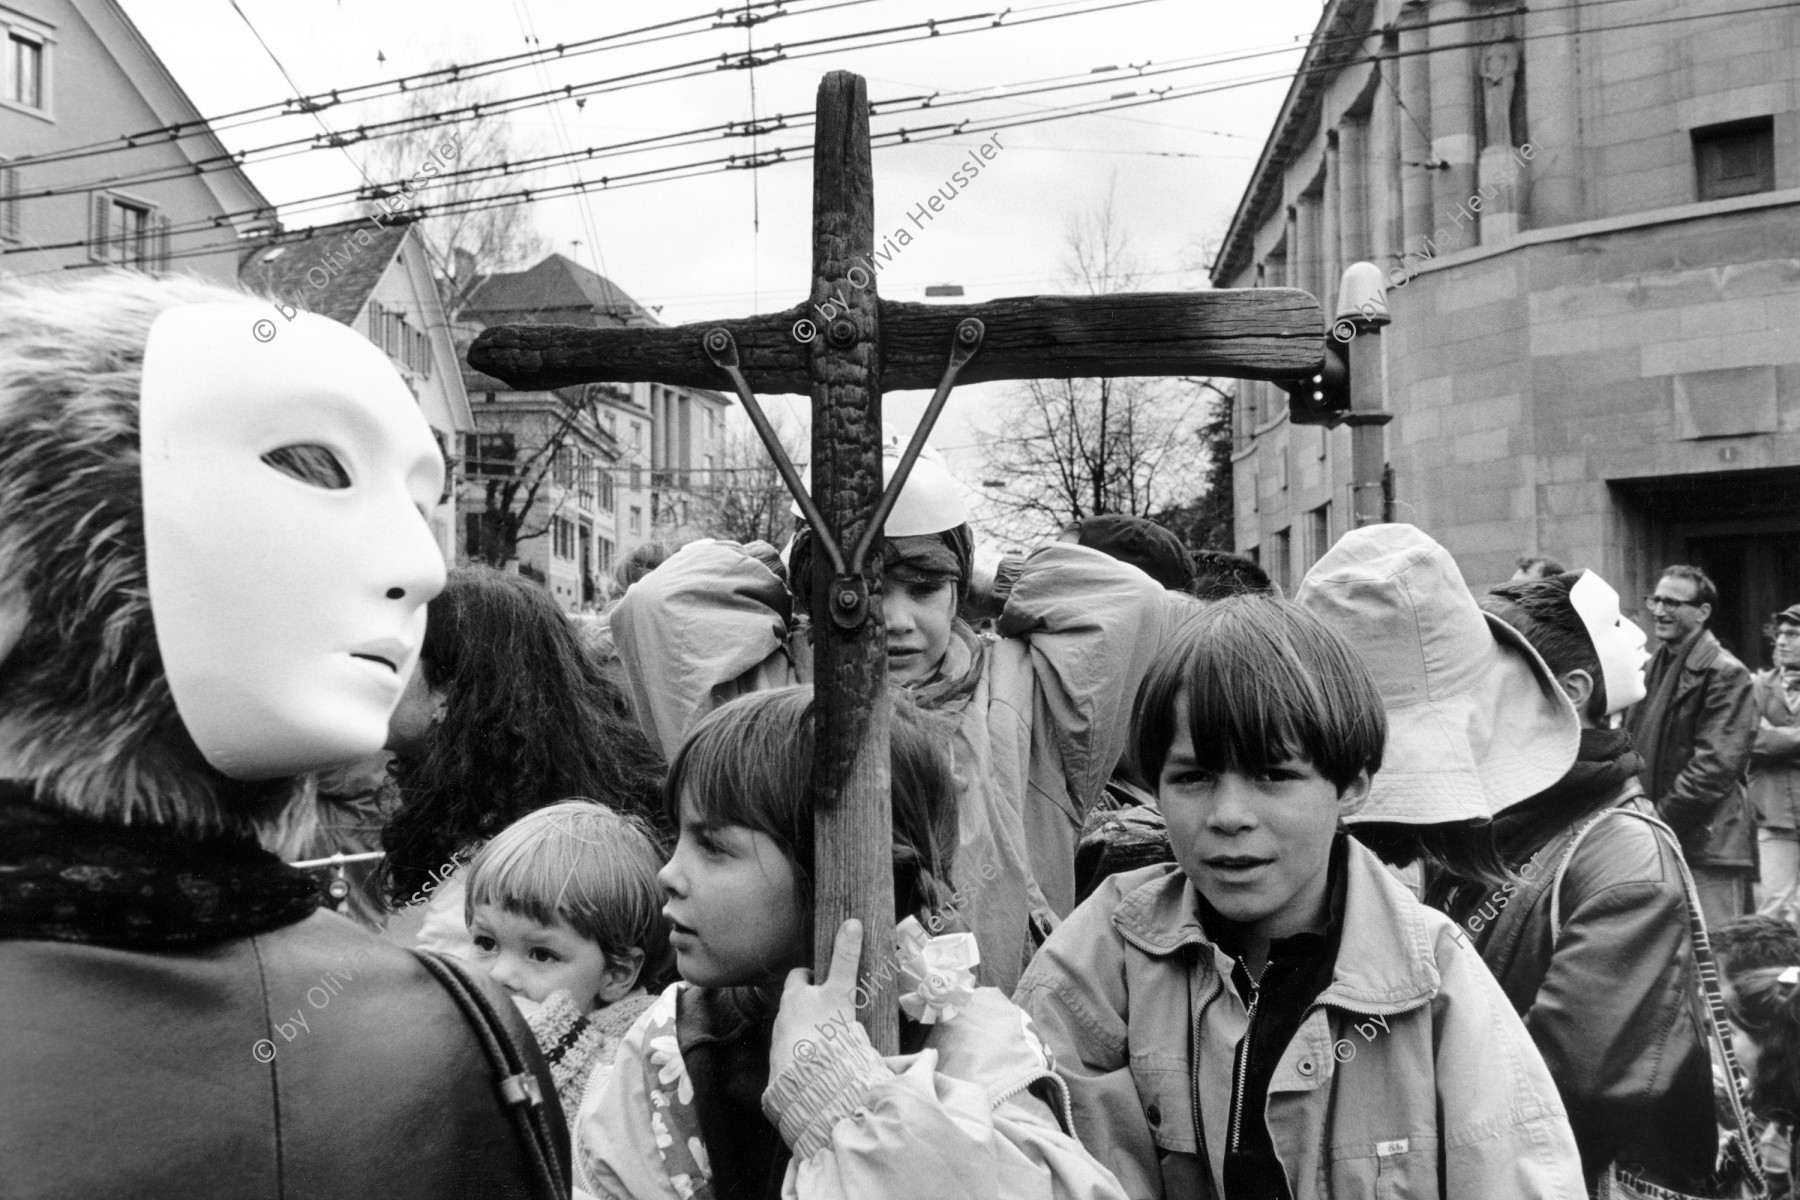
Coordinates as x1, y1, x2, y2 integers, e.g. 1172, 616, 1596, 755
577, 686, 1127, 1199
609, 439, 1167, 992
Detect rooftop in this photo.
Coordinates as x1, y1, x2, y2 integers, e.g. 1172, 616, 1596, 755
238, 214, 415, 326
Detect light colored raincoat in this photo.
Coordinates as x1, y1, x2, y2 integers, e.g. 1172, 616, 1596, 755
576, 983, 1127, 1200
1014, 841, 1586, 1200
611, 539, 1166, 991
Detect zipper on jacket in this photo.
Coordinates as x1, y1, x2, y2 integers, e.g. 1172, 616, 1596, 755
1187, 953, 1220, 1190
991, 1070, 1078, 1137
1226, 967, 1262, 1155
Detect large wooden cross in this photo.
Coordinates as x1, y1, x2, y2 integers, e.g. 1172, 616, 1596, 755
469, 71, 1321, 1052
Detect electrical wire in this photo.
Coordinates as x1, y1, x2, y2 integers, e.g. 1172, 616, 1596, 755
24, 0, 1685, 183
6, 0, 1174, 206
16, 0, 1745, 212
6, 0, 1161, 180
1, 0, 865, 170
10, 0, 1793, 271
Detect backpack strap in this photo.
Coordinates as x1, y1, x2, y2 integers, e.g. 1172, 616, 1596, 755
411, 948, 571, 1200
1550, 801, 1768, 1195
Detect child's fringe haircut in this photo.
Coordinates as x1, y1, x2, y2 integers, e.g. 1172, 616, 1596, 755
1133, 595, 1387, 796
664, 685, 960, 923
464, 799, 673, 988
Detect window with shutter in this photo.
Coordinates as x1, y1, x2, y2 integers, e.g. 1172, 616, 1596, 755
88, 193, 110, 263
0, 161, 17, 242
153, 215, 170, 270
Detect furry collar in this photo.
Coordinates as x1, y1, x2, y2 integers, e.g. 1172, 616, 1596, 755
0, 781, 322, 948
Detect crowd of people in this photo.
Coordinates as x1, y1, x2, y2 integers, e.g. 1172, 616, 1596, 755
4, 271, 1799, 1200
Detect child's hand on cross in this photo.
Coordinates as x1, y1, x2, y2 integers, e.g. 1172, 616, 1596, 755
770, 919, 865, 1079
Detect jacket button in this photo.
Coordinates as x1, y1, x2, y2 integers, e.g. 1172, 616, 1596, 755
1297, 1059, 1316, 1077
1146, 1103, 1162, 1126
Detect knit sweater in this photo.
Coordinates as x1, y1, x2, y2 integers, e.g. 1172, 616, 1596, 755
525, 988, 656, 1133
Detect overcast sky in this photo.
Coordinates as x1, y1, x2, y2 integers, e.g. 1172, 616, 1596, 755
122, 0, 1324, 537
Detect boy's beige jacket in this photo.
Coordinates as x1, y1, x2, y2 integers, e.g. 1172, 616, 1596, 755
1015, 840, 1586, 1200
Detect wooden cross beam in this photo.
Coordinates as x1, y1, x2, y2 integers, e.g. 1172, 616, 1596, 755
469, 71, 1323, 1053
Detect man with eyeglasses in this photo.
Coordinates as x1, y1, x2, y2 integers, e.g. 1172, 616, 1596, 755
1748, 605, 1800, 914
1625, 565, 1758, 926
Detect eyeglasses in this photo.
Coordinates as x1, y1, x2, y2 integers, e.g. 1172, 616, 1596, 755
1644, 594, 1701, 611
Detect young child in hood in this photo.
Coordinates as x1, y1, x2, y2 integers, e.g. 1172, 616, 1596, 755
610, 438, 1165, 991
578, 686, 1126, 1200
462, 800, 671, 1137
1014, 594, 1584, 1200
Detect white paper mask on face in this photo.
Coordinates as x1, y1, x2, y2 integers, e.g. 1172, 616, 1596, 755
141, 304, 446, 780
1571, 570, 1650, 716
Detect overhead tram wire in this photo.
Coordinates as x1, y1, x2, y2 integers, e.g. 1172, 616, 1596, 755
14, 0, 1730, 205
0, 0, 865, 170
5, 0, 1166, 204
8, 0, 1707, 182
3, 0, 1159, 177
9, 0, 1188, 206
27, 0, 1780, 240
6, 61, 1304, 262
12, 0, 1793, 271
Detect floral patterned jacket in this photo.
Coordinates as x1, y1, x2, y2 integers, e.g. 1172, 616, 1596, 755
574, 981, 1127, 1200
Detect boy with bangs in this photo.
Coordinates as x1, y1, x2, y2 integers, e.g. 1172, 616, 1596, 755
1015, 595, 1582, 1200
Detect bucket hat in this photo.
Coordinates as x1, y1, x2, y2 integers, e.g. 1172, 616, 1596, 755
1295, 524, 1579, 825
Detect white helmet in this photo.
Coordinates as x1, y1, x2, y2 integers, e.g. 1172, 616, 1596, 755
791, 425, 967, 535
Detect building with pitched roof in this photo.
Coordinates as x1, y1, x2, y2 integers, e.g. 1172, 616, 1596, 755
458, 253, 732, 599
1214, 0, 1800, 666
0, 0, 273, 281
240, 214, 473, 564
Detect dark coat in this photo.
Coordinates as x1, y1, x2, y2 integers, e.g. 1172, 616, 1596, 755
1625, 629, 1758, 868
1750, 669, 1800, 833
1473, 791, 1716, 1193
0, 907, 564, 1199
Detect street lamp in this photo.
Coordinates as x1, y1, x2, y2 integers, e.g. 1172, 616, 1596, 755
1334, 262, 1393, 528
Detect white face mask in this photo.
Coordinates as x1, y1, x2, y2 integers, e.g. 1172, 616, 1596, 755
1571, 570, 1649, 716
140, 304, 446, 780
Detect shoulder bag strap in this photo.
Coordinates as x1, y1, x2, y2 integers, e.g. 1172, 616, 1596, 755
1561, 806, 1768, 1196
411, 948, 571, 1200
1548, 781, 1645, 941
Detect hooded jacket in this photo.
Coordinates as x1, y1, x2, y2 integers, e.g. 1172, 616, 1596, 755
1013, 842, 1584, 1200
575, 982, 1128, 1200
610, 539, 1165, 991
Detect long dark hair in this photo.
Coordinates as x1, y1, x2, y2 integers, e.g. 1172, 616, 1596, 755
379, 566, 665, 901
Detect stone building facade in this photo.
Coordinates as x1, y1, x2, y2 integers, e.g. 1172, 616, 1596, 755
1213, 0, 1800, 666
